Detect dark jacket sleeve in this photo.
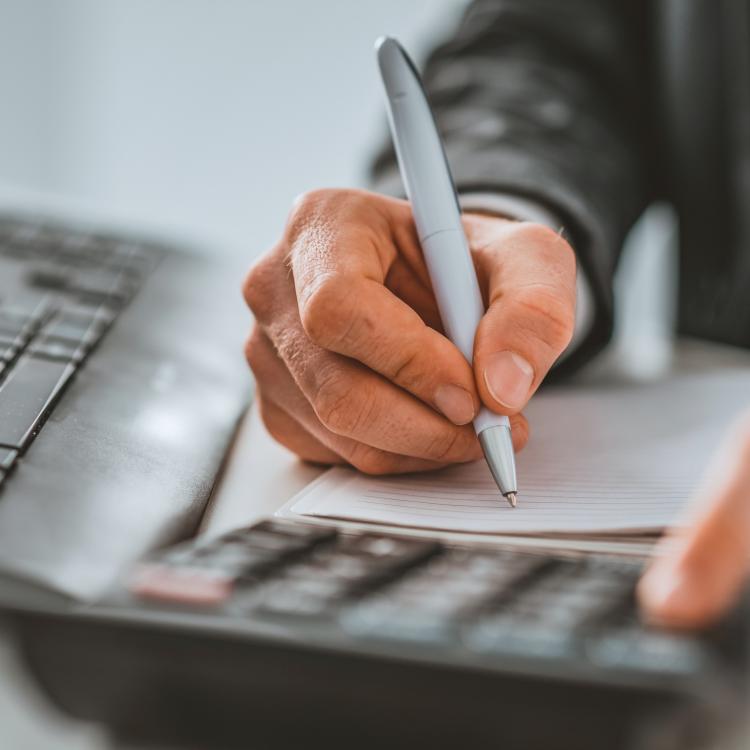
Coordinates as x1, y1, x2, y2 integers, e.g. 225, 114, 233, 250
370, 0, 653, 375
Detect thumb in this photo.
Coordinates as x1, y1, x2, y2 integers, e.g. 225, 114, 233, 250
468, 219, 577, 414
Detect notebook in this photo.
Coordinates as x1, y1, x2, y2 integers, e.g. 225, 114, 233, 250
284, 365, 749, 537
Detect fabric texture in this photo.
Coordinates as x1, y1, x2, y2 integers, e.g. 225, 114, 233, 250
370, 0, 750, 372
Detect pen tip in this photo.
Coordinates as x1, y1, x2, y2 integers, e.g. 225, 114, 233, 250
505, 492, 517, 509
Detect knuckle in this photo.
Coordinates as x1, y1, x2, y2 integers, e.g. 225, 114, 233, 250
289, 188, 329, 219
257, 397, 287, 445
347, 444, 393, 475
388, 347, 422, 387
514, 286, 576, 352
423, 427, 467, 462
513, 221, 573, 260
287, 188, 351, 239
299, 278, 357, 348
516, 221, 563, 248
314, 368, 374, 436
242, 254, 277, 319
244, 327, 267, 375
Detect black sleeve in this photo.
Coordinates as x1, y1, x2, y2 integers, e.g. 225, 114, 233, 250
370, 0, 654, 375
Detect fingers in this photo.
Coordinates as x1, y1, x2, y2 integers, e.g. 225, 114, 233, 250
276, 319, 484, 463
243, 189, 535, 476
638, 412, 750, 628
246, 242, 481, 471
257, 397, 342, 466
468, 217, 577, 415
246, 324, 491, 475
287, 189, 480, 426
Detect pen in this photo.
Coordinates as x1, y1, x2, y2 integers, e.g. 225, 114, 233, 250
376, 36, 518, 507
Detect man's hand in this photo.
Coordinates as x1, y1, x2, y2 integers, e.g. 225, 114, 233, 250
243, 188, 576, 474
639, 411, 750, 627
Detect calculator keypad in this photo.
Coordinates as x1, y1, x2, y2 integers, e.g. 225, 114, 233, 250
128, 519, 717, 680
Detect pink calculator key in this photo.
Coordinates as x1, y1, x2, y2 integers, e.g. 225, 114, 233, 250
129, 563, 233, 606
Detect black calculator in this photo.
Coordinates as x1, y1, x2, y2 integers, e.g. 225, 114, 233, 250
9, 519, 749, 750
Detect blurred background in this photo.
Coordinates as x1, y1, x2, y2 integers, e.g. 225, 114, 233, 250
0, 0, 463, 257
0, 1, 675, 748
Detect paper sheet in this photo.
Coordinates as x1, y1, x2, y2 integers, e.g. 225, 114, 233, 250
288, 367, 750, 535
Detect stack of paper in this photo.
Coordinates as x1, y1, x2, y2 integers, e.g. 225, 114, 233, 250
283, 365, 749, 544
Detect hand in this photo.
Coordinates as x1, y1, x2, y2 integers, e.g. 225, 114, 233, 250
243, 188, 576, 474
639, 411, 750, 627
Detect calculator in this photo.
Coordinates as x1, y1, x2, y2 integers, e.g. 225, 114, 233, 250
8, 518, 748, 749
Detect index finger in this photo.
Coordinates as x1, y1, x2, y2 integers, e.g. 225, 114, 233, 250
289, 191, 481, 426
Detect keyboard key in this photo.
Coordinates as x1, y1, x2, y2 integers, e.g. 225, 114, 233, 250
1, 343, 20, 363
69, 268, 135, 306
0, 312, 34, 339
0, 448, 17, 473
28, 335, 86, 364
0, 356, 76, 450
42, 310, 101, 344
2, 294, 53, 325
27, 266, 72, 291
0, 333, 21, 349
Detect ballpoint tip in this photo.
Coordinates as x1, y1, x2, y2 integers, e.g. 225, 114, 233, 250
505, 492, 517, 508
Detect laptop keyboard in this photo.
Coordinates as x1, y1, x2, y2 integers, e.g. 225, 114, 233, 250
0, 218, 160, 486
129, 519, 722, 682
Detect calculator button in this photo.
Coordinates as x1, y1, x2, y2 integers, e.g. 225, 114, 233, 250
466, 614, 574, 659
586, 629, 704, 676
129, 563, 233, 606
335, 534, 440, 572
340, 596, 454, 645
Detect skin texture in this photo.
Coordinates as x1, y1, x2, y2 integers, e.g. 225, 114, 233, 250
243, 188, 576, 475
244, 187, 750, 630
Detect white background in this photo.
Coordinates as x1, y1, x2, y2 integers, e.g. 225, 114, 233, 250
0, 0, 462, 257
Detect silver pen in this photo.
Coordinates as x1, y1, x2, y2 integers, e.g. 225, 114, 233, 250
376, 36, 518, 507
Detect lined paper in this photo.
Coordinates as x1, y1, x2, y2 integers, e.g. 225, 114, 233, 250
289, 367, 750, 535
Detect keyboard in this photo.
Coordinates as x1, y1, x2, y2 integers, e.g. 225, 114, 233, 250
0, 219, 159, 485
0, 213, 249, 600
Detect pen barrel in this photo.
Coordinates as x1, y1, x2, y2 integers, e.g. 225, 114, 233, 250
421, 230, 511, 437
420, 229, 484, 363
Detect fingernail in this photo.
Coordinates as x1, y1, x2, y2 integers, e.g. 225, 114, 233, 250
483, 351, 534, 410
434, 384, 476, 425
